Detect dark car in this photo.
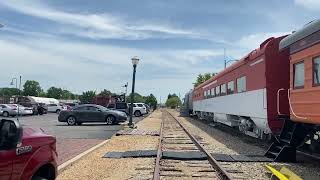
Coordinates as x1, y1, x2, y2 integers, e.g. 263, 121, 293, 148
58, 104, 127, 125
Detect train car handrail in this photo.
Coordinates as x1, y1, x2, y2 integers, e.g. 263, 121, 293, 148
287, 89, 307, 120
277, 88, 286, 115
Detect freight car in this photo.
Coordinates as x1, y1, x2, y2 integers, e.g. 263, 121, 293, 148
265, 20, 320, 161
190, 36, 290, 140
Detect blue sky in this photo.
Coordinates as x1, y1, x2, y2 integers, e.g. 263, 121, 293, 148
0, 0, 319, 101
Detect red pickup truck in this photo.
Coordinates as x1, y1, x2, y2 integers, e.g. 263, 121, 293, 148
0, 119, 57, 180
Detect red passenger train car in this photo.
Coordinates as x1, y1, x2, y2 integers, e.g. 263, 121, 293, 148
192, 36, 290, 139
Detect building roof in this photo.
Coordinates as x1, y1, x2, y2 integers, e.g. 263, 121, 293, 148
28, 96, 59, 104
279, 19, 320, 50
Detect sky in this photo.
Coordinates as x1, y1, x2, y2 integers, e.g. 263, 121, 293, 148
0, 0, 319, 102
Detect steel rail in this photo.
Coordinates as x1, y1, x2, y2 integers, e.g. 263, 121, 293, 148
152, 112, 164, 180
166, 110, 233, 180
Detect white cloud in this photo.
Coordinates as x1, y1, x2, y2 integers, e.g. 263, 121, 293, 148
235, 32, 289, 50
0, 1, 201, 40
294, 0, 320, 11
0, 31, 222, 97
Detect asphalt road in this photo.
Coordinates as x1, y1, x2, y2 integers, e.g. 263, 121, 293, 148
7, 113, 146, 139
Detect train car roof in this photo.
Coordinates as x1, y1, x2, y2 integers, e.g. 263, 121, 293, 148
279, 19, 320, 50
194, 36, 281, 91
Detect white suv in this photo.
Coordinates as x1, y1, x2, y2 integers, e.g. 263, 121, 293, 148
47, 104, 66, 114
129, 103, 147, 117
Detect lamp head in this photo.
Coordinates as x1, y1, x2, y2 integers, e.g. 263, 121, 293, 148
131, 56, 139, 65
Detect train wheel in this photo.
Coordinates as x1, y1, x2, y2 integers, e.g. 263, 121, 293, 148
310, 133, 320, 153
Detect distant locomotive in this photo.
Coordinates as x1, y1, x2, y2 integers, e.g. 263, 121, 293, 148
184, 20, 320, 161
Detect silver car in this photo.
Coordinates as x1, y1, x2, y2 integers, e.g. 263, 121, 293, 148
0, 104, 19, 117
10, 104, 33, 115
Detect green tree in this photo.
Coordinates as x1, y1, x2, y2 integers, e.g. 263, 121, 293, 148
79, 91, 96, 103
126, 92, 145, 103
193, 73, 217, 87
70, 93, 79, 100
98, 89, 114, 96
0, 88, 21, 97
167, 93, 178, 100
145, 94, 158, 110
165, 96, 182, 109
204, 73, 212, 81
38, 91, 47, 97
47, 87, 63, 99
61, 90, 73, 99
23, 80, 42, 96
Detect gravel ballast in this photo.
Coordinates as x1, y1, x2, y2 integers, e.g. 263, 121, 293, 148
168, 110, 320, 179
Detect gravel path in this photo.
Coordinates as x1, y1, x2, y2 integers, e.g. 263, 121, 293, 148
168, 110, 320, 179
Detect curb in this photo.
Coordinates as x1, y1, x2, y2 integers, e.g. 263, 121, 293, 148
58, 139, 110, 173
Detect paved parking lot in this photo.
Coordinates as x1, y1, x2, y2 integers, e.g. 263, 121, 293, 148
6, 113, 146, 164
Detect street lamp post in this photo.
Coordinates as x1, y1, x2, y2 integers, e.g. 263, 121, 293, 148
10, 76, 22, 120
10, 78, 18, 89
128, 57, 139, 128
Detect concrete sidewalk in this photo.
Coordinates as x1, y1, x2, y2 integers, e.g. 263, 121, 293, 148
57, 110, 162, 180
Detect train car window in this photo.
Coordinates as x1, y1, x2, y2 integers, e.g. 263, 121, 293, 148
207, 90, 211, 98
203, 91, 206, 97
313, 57, 320, 86
215, 86, 220, 96
237, 76, 246, 93
227, 81, 234, 94
221, 84, 226, 95
211, 88, 215, 97
294, 61, 304, 88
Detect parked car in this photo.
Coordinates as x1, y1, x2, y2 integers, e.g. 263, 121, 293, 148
0, 104, 18, 117
128, 103, 147, 117
0, 118, 57, 180
108, 102, 128, 114
144, 104, 151, 113
63, 102, 79, 107
9, 104, 33, 116
47, 104, 66, 114
58, 104, 127, 125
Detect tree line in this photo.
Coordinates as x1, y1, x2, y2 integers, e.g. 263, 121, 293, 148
0, 80, 158, 109
0, 80, 80, 100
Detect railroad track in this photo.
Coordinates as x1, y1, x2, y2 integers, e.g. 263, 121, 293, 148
153, 110, 240, 180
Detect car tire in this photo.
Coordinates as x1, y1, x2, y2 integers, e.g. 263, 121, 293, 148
67, 116, 77, 126
2, 111, 9, 117
106, 115, 115, 125
56, 109, 61, 114
134, 111, 141, 117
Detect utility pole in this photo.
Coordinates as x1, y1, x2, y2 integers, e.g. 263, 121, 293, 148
224, 48, 226, 69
